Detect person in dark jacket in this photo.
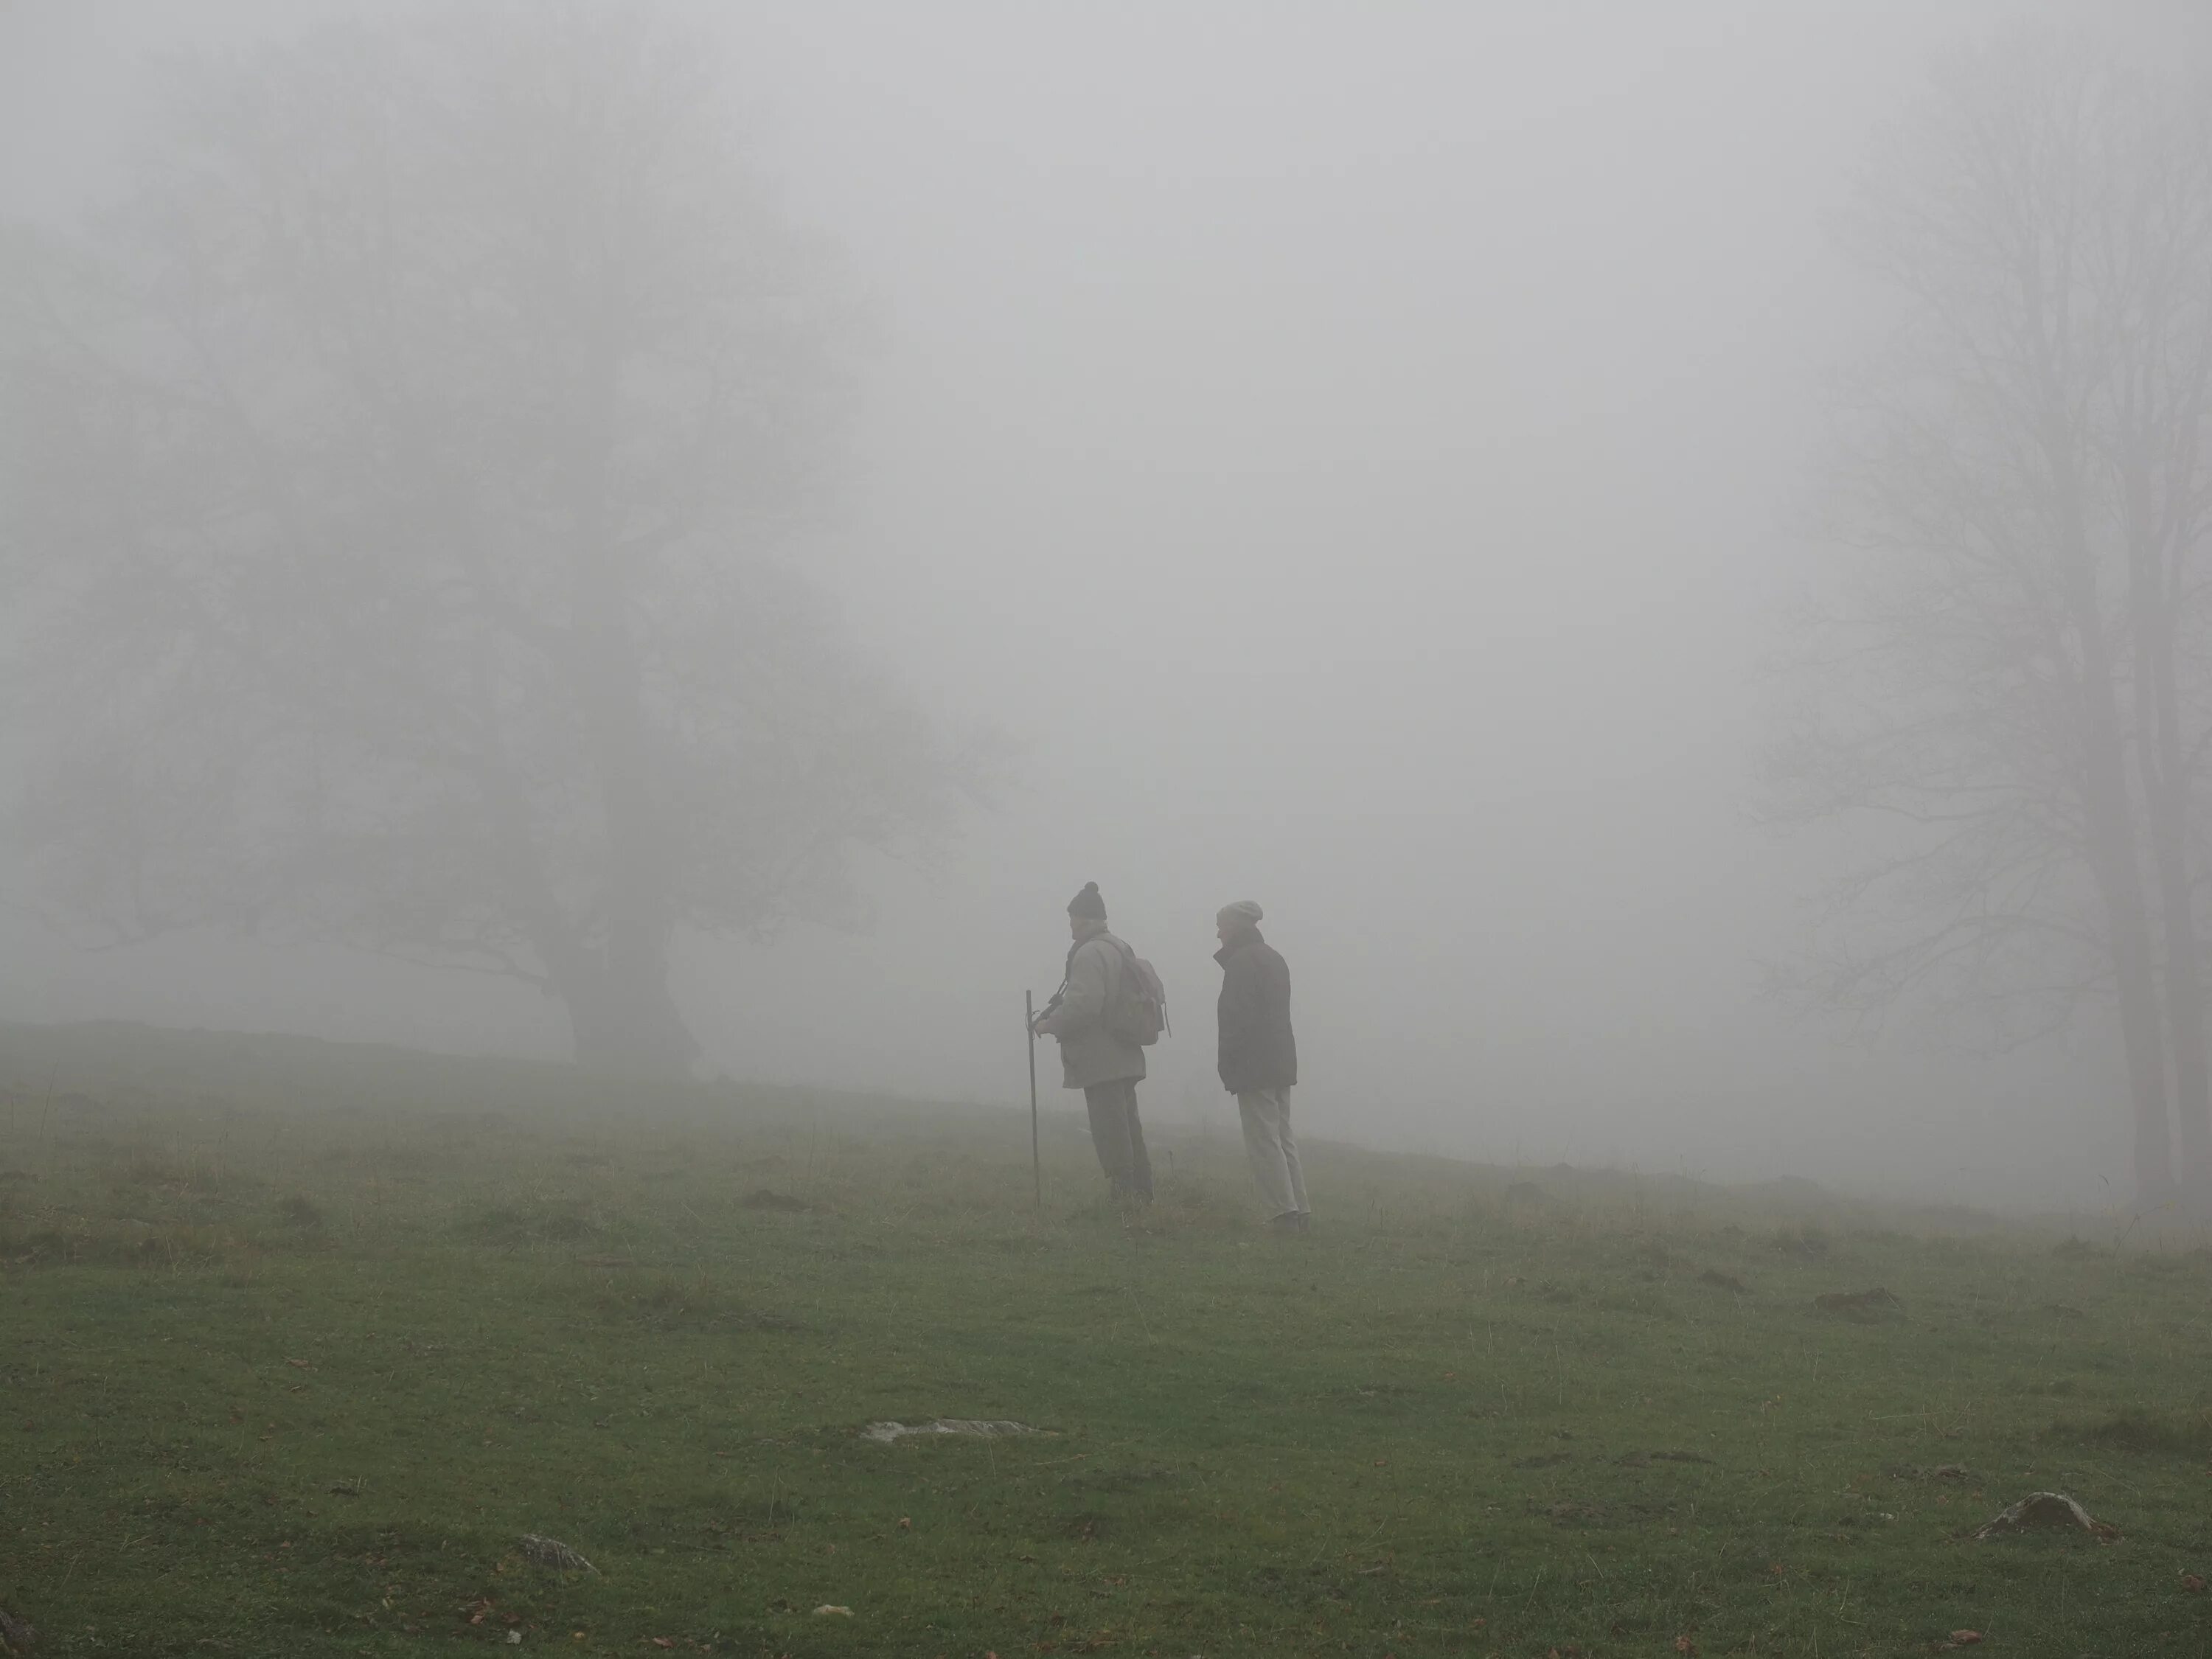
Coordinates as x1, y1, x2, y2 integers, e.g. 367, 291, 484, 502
1034, 882, 1153, 1204
1214, 899, 1305, 1231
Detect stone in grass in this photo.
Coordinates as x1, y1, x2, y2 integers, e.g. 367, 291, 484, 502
1969, 1491, 2121, 1543
860, 1419, 1044, 1444
0, 1605, 33, 1658
518, 1534, 597, 1573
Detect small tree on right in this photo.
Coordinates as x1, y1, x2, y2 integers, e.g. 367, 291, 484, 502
1764, 35, 2212, 1205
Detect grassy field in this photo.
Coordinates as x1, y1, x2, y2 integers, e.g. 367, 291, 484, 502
3, 1021, 2211, 1658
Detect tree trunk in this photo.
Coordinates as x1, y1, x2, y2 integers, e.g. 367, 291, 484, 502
2130, 531, 2212, 1193
557, 318, 692, 1077
2072, 649, 2178, 1204
2071, 650, 2177, 1203
2093, 841, 2183, 1206
2062, 604, 2178, 1206
557, 942, 700, 1077
2146, 802, 2211, 1189
2045, 413, 2178, 1206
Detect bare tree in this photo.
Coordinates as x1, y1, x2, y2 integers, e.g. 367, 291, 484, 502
0, 4, 990, 1074
1764, 36, 2212, 1204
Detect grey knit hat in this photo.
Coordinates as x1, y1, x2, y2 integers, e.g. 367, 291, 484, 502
1068, 881, 1107, 920
1217, 900, 1263, 928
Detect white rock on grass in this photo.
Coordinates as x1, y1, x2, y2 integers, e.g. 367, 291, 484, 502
860, 1419, 1043, 1444
518, 1534, 597, 1572
1970, 1492, 2120, 1542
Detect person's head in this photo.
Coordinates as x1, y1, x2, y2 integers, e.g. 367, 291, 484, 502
1215, 899, 1263, 944
1068, 881, 1107, 936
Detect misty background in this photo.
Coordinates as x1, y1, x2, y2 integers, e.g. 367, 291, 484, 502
5, 0, 2208, 1208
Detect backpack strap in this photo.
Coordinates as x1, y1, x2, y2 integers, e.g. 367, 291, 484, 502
1050, 933, 1121, 1022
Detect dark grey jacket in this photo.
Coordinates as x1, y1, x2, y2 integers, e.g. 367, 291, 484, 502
1215, 927, 1296, 1094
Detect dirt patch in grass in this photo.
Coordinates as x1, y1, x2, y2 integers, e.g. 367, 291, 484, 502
2052, 1406, 2212, 1455
1, 1215, 243, 1268
276, 1194, 325, 1230
740, 1187, 824, 1213
596, 1268, 803, 1333
454, 1203, 599, 1245
1814, 1286, 1903, 1318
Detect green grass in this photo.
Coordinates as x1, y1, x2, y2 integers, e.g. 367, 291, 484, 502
3, 1020, 2211, 1657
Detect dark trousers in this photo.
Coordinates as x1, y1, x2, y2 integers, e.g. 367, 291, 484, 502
1082, 1079, 1153, 1201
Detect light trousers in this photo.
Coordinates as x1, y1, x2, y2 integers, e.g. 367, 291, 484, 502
1237, 1086, 1308, 1217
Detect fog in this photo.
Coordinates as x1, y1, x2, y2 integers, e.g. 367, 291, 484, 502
6, 0, 2211, 1210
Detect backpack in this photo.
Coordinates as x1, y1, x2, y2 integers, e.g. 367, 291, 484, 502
1105, 938, 1169, 1046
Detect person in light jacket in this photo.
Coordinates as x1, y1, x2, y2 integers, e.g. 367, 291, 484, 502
1215, 899, 1306, 1232
1034, 882, 1153, 1204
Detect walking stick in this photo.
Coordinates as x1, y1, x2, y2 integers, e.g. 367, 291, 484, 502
1025, 990, 1041, 1211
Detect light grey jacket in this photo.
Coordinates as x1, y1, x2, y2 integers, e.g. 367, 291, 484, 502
1036, 920, 1147, 1090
